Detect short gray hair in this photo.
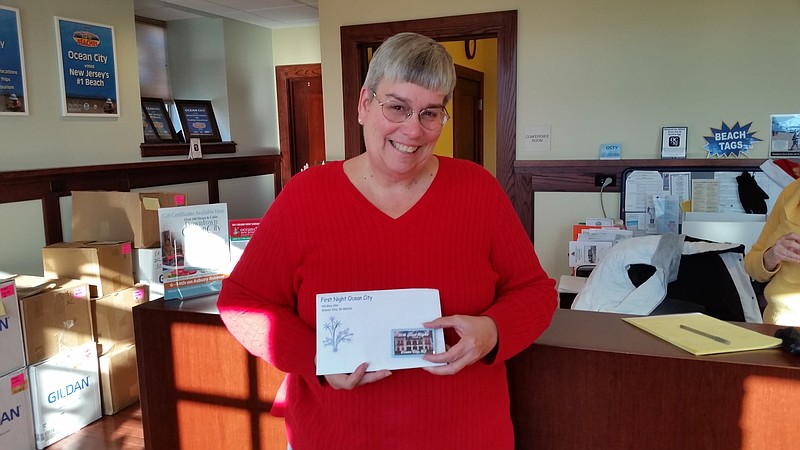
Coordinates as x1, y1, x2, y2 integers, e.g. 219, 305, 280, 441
363, 32, 456, 104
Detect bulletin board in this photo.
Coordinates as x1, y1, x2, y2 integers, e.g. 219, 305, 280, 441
619, 164, 779, 239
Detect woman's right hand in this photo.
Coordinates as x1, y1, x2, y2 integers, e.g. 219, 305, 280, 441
323, 363, 392, 390
764, 232, 800, 271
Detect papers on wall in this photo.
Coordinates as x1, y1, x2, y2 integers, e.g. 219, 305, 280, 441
623, 170, 774, 236
315, 288, 446, 375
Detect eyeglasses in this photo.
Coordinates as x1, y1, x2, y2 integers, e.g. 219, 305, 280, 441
372, 92, 449, 131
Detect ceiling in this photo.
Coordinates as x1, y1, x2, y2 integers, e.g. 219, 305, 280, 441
133, 0, 319, 29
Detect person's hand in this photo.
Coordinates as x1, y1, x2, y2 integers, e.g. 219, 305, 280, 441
323, 362, 392, 390
764, 233, 800, 271
421, 315, 498, 376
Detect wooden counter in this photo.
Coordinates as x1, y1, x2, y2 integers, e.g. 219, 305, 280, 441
508, 308, 800, 450
133, 295, 287, 450
134, 299, 800, 449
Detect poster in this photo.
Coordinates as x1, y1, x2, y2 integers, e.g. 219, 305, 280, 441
0, 6, 27, 115
158, 203, 230, 300
54, 17, 119, 117
769, 114, 800, 158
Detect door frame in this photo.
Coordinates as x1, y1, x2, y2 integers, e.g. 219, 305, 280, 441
276, 63, 322, 188
340, 11, 519, 219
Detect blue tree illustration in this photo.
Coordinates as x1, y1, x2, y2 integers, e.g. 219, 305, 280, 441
323, 316, 353, 352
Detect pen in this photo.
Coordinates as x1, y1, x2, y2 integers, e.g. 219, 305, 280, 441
680, 324, 731, 345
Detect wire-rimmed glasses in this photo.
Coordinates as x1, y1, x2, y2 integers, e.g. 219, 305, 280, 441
372, 92, 449, 131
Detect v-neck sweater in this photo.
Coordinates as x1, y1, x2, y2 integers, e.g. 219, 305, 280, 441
218, 156, 557, 449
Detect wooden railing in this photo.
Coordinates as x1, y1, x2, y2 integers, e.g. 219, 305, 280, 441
0, 154, 281, 245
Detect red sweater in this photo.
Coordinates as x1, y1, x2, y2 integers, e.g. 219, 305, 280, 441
217, 156, 557, 449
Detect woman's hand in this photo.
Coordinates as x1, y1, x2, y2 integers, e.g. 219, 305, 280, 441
323, 363, 392, 390
421, 315, 498, 376
764, 232, 800, 271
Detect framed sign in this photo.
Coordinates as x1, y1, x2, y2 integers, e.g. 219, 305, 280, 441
661, 126, 688, 159
54, 16, 119, 117
174, 99, 222, 142
141, 109, 161, 143
0, 6, 28, 115
141, 97, 180, 143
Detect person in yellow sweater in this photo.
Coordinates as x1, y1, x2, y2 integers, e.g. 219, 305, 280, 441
745, 177, 800, 325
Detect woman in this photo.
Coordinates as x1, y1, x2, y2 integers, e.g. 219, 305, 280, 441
745, 176, 800, 325
217, 32, 557, 449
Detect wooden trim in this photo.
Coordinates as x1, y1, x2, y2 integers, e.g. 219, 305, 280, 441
339, 11, 517, 189
0, 155, 280, 244
276, 64, 322, 187
140, 141, 236, 157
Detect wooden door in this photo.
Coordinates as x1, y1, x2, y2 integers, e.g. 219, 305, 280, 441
276, 64, 325, 187
452, 64, 484, 165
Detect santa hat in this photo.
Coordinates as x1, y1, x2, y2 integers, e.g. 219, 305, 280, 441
760, 159, 799, 188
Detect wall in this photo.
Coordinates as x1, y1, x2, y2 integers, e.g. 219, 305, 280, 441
319, 0, 800, 278
0, 1, 283, 277
166, 17, 279, 155
320, 0, 800, 162
272, 25, 321, 65
0, 0, 142, 171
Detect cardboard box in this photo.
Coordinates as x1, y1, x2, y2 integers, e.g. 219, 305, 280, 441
91, 284, 148, 356
42, 241, 134, 298
16, 277, 93, 366
98, 342, 138, 416
72, 190, 188, 248
29, 342, 101, 449
0, 368, 36, 450
132, 248, 164, 299
0, 279, 25, 377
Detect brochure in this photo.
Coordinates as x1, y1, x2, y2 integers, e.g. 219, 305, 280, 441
158, 203, 229, 300
315, 288, 446, 375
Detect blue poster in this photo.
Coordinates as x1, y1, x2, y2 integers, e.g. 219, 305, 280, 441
55, 17, 119, 116
0, 6, 27, 115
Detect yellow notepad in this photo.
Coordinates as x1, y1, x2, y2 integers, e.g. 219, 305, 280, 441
623, 313, 782, 356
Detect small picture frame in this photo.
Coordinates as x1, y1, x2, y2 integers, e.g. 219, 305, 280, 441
141, 97, 180, 143
661, 126, 688, 159
174, 99, 222, 143
141, 108, 161, 144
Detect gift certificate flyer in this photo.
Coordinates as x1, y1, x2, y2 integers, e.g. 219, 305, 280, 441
316, 288, 446, 375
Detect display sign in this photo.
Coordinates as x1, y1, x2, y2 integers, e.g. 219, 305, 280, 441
0, 6, 28, 115
141, 97, 180, 142
175, 99, 222, 142
55, 17, 119, 116
703, 121, 761, 158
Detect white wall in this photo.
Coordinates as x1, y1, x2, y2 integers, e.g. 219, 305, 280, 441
320, 0, 800, 162
319, 0, 800, 278
0, 0, 142, 171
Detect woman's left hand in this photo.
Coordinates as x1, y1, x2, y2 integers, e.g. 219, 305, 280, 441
421, 315, 498, 375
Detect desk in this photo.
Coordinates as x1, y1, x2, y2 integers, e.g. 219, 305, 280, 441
508, 309, 800, 450
133, 295, 287, 450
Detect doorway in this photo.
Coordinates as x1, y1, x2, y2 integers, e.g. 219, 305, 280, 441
339, 11, 518, 211
276, 64, 326, 187
453, 64, 484, 165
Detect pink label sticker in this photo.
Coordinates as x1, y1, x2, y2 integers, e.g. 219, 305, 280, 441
121, 242, 132, 254
10, 373, 25, 389
133, 289, 145, 301
174, 194, 186, 205
73, 287, 86, 298
0, 284, 13, 298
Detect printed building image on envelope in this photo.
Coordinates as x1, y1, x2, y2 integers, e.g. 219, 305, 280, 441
315, 288, 446, 375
